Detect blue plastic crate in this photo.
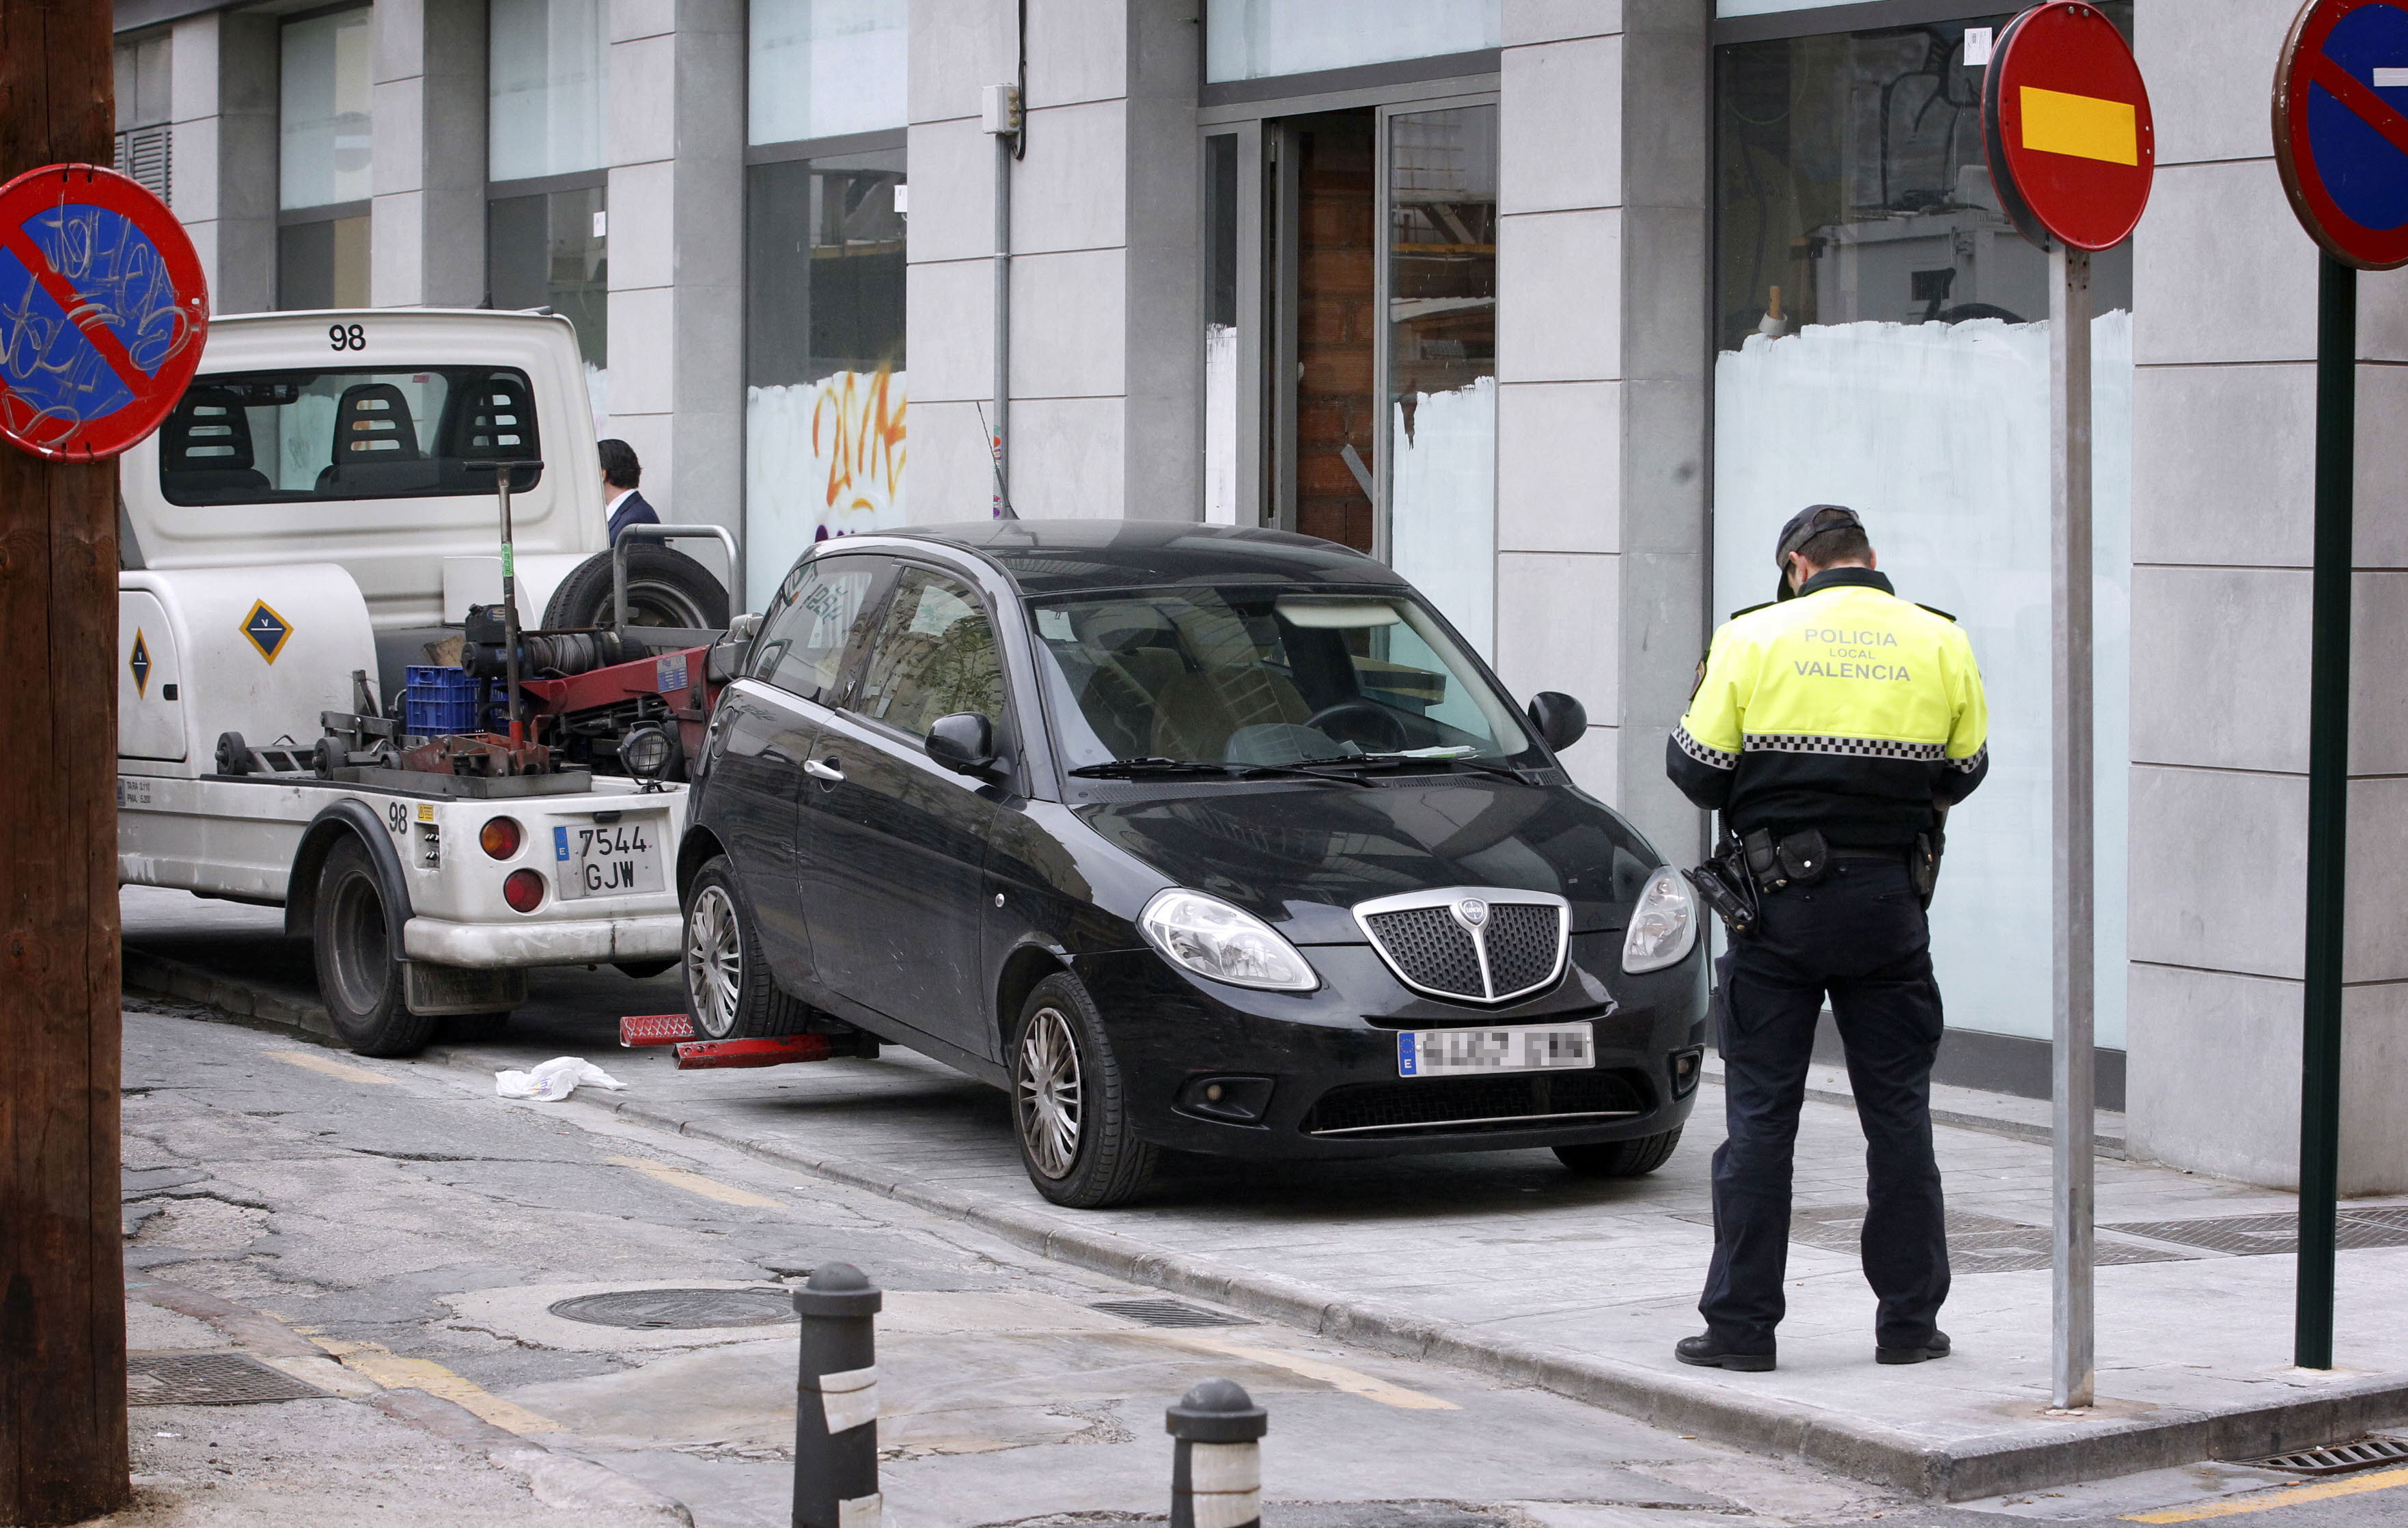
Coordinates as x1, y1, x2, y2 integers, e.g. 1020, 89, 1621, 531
404, 666, 485, 736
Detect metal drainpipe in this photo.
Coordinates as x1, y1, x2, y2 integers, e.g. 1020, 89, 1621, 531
993, 121, 1012, 514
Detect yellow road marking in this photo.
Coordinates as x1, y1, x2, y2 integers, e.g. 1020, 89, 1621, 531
2125, 1464, 2408, 1521
264, 1049, 397, 1085
309, 1335, 562, 1434
2021, 85, 2140, 166
608, 1154, 785, 1208
1140, 1331, 1459, 1411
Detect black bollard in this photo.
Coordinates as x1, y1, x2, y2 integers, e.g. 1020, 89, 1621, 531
1166, 1378, 1267, 1528
792, 1262, 883, 1528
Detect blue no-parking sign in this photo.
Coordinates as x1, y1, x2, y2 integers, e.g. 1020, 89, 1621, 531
2278, 0, 2408, 268
0, 163, 208, 461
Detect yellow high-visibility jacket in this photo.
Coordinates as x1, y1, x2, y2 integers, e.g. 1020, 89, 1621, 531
1667, 568, 1989, 848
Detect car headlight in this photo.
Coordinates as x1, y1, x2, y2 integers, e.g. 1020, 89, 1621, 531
1622, 865, 1698, 973
1139, 889, 1318, 992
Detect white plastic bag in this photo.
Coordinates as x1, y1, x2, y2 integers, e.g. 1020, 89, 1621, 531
495, 1056, 628, 1102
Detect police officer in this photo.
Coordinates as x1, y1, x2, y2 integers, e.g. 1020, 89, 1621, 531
1665, 505, 1989, 1373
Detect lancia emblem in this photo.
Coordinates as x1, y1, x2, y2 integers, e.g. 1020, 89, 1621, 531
1454, 897, 1490, 929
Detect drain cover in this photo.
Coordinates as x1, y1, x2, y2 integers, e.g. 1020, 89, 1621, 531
1090, 1298, 1254, 1329
549, 1288, 799, 1330
1673, 1206, 2183, 1275
2107, 1209, 2408, 1257
2238, 1436, 2408, 1476
128, 1352, 329, 1406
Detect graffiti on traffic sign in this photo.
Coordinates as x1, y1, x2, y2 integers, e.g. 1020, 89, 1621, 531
2277, 0, 2408, 268
1982, 3, 2157, 251
0, 163, 209, 461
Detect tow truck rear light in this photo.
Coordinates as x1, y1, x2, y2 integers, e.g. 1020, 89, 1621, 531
480, 816, 523, 859
503, 869, 545, 913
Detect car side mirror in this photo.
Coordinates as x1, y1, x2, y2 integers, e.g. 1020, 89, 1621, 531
1527, 692, 1587, 753
926, 712, 999, 777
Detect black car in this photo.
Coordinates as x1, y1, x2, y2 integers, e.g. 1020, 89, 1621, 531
678, 521, 1707, 1207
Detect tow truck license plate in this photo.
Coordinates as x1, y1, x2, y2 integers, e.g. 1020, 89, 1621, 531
1398, 1021, 1593, 1078
553, 822, 663, 900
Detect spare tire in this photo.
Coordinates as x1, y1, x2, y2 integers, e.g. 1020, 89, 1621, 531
542, 545, 729, 631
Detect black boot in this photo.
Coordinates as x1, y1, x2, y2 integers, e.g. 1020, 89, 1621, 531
1875, 1330, 1952, 1365
1675, 1333, 1775, 1372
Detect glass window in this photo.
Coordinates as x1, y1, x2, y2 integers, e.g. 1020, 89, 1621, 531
277, 215, 370, 310
1027, 587, 1533, 769
1386, 102, 1496, 658
1711, 9, 2133, 1050
281, 8, 371, 211
489, 0, 609, 182
751, 555, 886, 703
157, 367, 541, 505
743, 152, 907, 608
748, 0, 907, 145
1203, 133, 1239, 527
1206, 0, 1499, 83
488, 186, 609, 371
853, 570, 1004, 739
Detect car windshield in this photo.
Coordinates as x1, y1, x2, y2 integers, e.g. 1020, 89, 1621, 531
1028, 588, 1538, 773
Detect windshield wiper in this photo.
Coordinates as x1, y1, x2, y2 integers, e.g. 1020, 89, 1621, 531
1290, 751, 1531, 782
1067, 757, 1372, 787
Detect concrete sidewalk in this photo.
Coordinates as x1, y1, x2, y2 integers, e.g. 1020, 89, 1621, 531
120, 887, 2408, 1503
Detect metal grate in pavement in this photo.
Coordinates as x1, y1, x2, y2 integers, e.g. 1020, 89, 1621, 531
128, 1352, 329, 1406
2105, 1208, 2408, 1258
549, 1288, 799, 1330
2237, 1436, 2408, 1476
1676, 1206, 2185, 1275
1090, 1298, 1254, 1329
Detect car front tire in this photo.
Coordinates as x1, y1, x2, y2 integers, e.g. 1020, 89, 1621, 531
1554, 1126, 1683, 1179
1011, 973, 1155, 1209
682, 857, 809, 1039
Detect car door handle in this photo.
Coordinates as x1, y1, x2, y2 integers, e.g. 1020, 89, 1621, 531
803, 756, 844, 782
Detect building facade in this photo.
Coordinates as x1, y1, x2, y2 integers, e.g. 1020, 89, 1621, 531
112, 0, 2408, 1192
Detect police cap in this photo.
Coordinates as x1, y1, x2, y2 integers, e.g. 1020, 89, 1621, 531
1772, 504, 1865, 602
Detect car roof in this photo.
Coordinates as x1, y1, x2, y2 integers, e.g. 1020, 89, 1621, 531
872, 519, 1407, 596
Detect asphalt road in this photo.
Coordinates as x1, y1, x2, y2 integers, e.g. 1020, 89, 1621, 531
117, 997, 2408, 1528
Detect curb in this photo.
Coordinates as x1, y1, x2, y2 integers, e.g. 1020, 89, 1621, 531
126, 961, 2408, 1502
123, 947, 337, 1042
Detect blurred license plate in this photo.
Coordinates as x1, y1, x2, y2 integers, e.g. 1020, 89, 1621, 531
553, 820, 663, 900
1397, 1021, 1593, 1078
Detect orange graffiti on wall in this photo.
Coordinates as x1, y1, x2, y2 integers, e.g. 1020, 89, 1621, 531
811, 366, 907, 521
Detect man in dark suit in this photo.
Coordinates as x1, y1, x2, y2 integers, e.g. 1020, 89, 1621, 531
598, 438, 661, 544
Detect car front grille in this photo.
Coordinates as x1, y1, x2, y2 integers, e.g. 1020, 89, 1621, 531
1355, 887, 1569, 1003
1302, 1070, 1650, 1137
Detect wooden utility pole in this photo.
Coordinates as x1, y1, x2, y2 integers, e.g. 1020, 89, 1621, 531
0, 0, 133, 1521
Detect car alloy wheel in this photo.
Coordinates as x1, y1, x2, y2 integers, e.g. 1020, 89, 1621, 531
1014, 1004, 1084, 1180
685, 883, 744, 1039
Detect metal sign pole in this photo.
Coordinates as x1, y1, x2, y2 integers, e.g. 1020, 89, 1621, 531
2296, 249, 2355, 1370
2049, 240, 2097, 1412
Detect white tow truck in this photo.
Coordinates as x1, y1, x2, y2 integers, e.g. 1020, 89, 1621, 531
115, 309, 738, 1056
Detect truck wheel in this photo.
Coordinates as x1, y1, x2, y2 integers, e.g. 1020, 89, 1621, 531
1553, 1126, 1683, 1179
1010, 973, 1155, 1210
314, 835, 439, 1057
542, 546, 728, 631
682, 858, 808, 1038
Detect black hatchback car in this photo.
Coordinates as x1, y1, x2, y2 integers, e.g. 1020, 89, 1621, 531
678, 521, 1706, 1207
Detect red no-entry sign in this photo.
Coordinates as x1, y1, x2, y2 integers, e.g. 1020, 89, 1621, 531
1983, 3, 2157, 251
2275, 0, 2408, 269
0, 163, 209, 461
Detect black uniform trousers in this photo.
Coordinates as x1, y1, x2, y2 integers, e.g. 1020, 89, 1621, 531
1698, 857, 1949, 1353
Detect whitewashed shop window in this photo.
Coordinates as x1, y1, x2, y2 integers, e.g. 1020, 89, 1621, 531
1711, 10, 2133, 1048
749, 0, 908, 145
1206, 0, 1498, 83
1386, 104, 1496, 658
489, 0, 609, 182
743, 151, 907, 610
279, 7, 370, 212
